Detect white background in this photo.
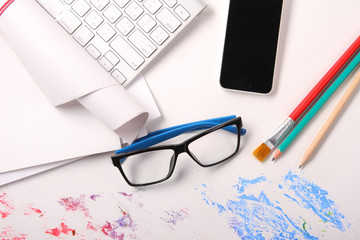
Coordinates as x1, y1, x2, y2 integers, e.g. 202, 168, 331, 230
1, 0, 360, 239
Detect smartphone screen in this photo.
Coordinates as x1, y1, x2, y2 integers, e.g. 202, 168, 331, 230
219, 0, 283, 94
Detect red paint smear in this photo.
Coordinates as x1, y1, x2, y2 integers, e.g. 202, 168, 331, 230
101, 221, 113, 236
46, 228, 61, 237
86, 222, 99, 231
30, 207, 42, 214
0, 192, 14, 219
0, 226, 27, 240
58, 196, 90, 217
1, 211, 11, 218
45, 222, 75, 237
24, 206, 44, 216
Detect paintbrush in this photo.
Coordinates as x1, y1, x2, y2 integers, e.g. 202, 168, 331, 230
273, 50, 360, 161
253, 34, 360, 161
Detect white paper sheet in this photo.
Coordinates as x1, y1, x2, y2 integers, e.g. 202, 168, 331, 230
0, 31, 161, 175
0, 158, 78, 186
0, 76, 160, 186
0, 0, 162, 183
0, 0, 118, 106
0, 0, 155, 144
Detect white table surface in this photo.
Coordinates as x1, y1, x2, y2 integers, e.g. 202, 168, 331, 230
1, 0, 360, 239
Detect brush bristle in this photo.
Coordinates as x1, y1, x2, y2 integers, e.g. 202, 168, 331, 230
253, 143, 271, 161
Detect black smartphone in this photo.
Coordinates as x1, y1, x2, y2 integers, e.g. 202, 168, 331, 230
219, 0, 283, 94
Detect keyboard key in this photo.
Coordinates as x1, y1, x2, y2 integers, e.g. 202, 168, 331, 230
128, 29, 157, 57
156, 8, 181, 33
57, 10, 82, 34
72, 0, 91, 17
113, 0, 130, 8
137, 14, 156, 33
74, 26, 94, 46
99, 56, 114, 71
104, 51, 120, 65
125, 1, 144, 20
97, 22, 116, 41
85, 11, 104, 29
90, 0, 109, 11
36, 0, 206, 89
174, 5, 190, 20
150, 26, 169, 45
111, 69, 127, 84
63, 0, 75, 4
86, 44, 101, 59
110, 36, 144, 70
162, 0, 176, 8
116, 17, 135, 36
143, 0, 162, 14
103, 4, 122, 23
36, 0, 64, 18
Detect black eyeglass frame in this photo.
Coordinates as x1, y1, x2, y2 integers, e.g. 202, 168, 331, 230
111, 117, 243, 187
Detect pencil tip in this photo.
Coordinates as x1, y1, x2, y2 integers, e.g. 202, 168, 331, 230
272, 149, 281, 161
298, 165, 303, 169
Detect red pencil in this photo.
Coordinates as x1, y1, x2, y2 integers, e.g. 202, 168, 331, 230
253, 33, 360, 161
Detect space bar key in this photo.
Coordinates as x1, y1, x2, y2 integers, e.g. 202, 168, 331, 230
110, 36, 145, 70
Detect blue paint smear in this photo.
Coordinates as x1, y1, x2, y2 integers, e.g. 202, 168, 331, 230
283, 171, 345, 231
197, 171, 349, 240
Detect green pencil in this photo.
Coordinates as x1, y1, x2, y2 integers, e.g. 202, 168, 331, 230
272, 50, 360, 160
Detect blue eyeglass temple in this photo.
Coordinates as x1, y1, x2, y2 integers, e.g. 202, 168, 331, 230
115, 115, 246, 154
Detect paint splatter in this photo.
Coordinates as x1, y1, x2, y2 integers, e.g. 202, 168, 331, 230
197, 171, 349, 240
0, 226, 27, 240
90, 194, 101, 201
0, 191, 141, 239
45, 222, 76, 237
161, 209, 190, 230
23, 205, 44, 217
57, 193, 138, 239
58, 195, 90, 217
119, 192, 133, 199
282, 171, 346, 231
0, 192, 14, 219
100, 221, 126, 240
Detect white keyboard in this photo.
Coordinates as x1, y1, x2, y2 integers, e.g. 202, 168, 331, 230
36, 0, 206, 85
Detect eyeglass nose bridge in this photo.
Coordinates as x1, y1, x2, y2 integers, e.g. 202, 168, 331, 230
172, 142, 199, 163
173, 142, 189, 155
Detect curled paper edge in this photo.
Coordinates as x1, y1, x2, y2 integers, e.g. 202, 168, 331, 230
77, 84, 149, 144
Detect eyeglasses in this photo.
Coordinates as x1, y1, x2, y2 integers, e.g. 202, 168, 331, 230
111, 115, 246, 187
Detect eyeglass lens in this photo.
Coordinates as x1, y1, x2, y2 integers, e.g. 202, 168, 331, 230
119, 123, 239, 185
188, 125, 238, 165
